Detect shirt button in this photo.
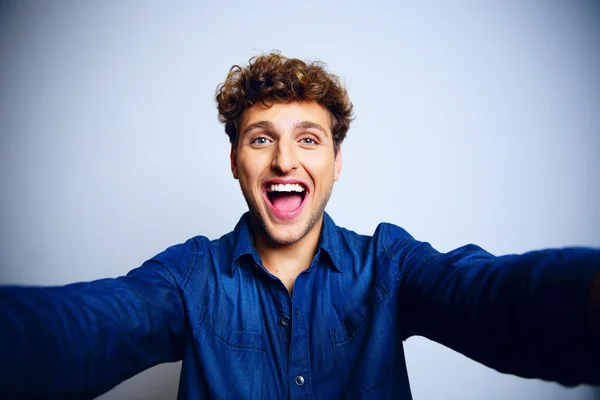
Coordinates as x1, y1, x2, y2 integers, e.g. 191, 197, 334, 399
281, 316, 291, 326
295, 375, 305, 386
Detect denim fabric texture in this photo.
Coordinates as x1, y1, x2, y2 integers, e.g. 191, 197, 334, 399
1, 212, 599, 399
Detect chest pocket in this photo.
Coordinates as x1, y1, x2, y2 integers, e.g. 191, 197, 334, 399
196, 307, 265, 400
329, 280, 393, 399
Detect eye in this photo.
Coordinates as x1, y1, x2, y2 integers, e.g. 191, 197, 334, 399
300, 137, 316, 145
251, 137, 271, 146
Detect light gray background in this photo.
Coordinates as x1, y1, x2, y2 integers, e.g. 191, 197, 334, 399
1, 1, 599, 399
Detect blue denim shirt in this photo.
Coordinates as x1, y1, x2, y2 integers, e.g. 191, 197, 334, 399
1, 212, 599, 399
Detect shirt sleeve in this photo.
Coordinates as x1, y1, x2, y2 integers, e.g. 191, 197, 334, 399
384, 225, 600, 386
0, 239, 194, 399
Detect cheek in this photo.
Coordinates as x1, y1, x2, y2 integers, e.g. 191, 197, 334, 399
237, 156, 267, 186
304, 153, 336, 173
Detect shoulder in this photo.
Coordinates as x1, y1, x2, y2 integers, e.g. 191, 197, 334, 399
356, 221, 418, 261
152, 235, 210, 265
331, 219, 420, 269
143, 235, 211, 287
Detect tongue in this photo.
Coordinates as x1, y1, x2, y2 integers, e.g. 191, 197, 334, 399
272, 193, 302, 212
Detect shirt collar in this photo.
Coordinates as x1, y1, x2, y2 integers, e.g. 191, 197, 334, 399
317, 211, 343, 272
230, 211, 343, 275
230, 213, 262, 275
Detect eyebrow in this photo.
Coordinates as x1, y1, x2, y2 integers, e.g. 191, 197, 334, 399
240, 121, 275, 137
292, 121, 327, 135
240, 120, 328, 138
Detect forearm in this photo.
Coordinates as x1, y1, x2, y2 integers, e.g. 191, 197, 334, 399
588, 269, 600, 366
0, 262, 185, 398
399, 243, 600, 386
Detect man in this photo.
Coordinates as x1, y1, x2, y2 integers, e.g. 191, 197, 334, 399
0, 52, 599, 399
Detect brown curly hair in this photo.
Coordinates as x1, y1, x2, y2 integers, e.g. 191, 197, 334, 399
215, 52, 353, 152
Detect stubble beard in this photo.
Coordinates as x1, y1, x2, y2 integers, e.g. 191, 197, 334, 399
240, 184, 334, 247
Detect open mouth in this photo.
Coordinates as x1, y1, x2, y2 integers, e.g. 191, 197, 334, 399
265, 182, 307, 214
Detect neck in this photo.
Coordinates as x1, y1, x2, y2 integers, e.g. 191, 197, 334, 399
252, 216, 323, 291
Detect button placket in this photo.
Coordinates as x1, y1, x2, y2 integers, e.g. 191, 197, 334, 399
289, 274, 311, 397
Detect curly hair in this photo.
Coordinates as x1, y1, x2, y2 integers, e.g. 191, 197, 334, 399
215, 52, 353, 152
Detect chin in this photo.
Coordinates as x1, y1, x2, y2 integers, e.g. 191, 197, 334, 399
244, 190, 326, 247
263, 222, 307, 246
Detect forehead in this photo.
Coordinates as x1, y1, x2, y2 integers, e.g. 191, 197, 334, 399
240, 101, 332, 133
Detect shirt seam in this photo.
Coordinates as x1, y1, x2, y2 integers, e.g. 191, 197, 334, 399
179, 237, 200, 291
379, 224, 397, 263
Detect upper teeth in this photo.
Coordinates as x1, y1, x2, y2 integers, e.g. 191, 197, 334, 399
269, 183, 305, 192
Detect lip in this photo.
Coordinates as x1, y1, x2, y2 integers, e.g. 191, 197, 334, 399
262, 178, 310, 221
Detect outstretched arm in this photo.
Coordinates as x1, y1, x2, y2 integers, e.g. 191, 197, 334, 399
392, 233, 600, 386
0, 259, 186, 399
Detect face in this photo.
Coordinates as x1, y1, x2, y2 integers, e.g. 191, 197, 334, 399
231, 101, 342, 247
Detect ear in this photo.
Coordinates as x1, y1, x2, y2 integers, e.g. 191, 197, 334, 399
334, 147, 342, 181
230, 145, 239, 179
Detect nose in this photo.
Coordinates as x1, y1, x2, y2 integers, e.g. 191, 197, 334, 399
271, 138, 299, 174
